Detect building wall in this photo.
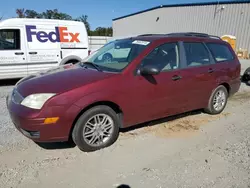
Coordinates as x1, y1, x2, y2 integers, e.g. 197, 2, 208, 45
88, 36, 111, 51
113, 3, 250, 51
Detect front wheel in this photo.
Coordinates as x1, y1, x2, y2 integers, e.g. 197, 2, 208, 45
72, 105, 120, 152
204, 85, 228, 115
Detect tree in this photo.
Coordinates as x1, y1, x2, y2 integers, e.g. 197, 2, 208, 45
42, 9, 72, 20
75, 15, 90, 34
25, 9, 41, 18
16, 8, 72, 20
90, 27, 112, 36
16, 8, 25, 18
43, 9, 72, 20
14, 8, 113, 36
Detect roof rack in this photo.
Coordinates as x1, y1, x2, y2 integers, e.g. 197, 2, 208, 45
166, 32, 222, 40
137, 32, 222, 40
137, 34, 165, 37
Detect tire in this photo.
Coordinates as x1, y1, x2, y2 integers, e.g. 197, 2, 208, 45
204, 85, 228, 115
242, 67, 250, 82
72, 105, 120, 152
102, 53, 113, 63
66, 60, 79, 64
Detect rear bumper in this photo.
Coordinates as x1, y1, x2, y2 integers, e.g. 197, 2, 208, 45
6, 93, 80, 143
229, 78, 241, 96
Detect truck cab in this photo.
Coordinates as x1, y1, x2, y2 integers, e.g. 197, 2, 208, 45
0, 18, 89, 80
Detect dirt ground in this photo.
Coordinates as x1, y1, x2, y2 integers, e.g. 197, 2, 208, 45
0, 60, 250, 188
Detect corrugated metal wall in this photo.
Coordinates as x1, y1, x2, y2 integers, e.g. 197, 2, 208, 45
113, 3, 250, 51
88, 36, 111, 51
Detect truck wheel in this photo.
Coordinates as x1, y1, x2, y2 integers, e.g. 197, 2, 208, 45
65, 60, 79, 64
204, 85, 228, 115
72, 105, 120, 152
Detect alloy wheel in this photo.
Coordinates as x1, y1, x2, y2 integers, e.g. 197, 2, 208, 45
213, 90, 226, 111
83, 114, 114, 147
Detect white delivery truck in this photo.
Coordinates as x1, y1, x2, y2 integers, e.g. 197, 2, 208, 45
0, 18, 89, 80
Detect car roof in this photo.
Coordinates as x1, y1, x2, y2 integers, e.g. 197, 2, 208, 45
120, 32, 226, 44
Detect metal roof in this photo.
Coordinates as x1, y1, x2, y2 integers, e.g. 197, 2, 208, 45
113, 0, 250, 21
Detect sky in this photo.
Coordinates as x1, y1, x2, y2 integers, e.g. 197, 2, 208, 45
0, 0, 232, 29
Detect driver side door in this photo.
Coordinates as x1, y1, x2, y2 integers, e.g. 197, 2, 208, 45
0, 28, 27, 79
124, 42, 191, 125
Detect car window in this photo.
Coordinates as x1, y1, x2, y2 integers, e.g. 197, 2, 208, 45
140, 42, 180, 72
183, 42, 210, 67
0, 29, 20, 50
206, 43, 234, 62
83, 39, 150, 72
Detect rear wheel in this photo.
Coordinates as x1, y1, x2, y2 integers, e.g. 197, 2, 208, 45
72, 105, 120, 152
204, 85, 228, 115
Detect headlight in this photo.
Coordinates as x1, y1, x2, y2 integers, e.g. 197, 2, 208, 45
21, 93, 56, 109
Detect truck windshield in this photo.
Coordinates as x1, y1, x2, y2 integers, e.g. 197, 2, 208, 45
81, 38, 150, 72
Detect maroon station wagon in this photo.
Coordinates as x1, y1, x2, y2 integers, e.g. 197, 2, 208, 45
6, 32, 241, 152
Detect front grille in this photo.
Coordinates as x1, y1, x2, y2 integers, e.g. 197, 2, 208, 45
12, 88, 24, 104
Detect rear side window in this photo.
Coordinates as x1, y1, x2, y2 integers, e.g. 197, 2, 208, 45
183, 42, 210, 67
206, 43, 234, 62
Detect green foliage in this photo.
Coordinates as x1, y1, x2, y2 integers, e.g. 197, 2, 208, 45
25, 10, 41, 18
89, 27, 113, 36
42, 9, 72, 20
15, 8, 112, 36
16, 9, 25, 18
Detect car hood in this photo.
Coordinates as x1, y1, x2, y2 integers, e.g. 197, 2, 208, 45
16, 64, 115, 97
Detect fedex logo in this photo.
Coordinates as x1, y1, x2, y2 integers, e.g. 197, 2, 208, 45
26, 25, 80, 43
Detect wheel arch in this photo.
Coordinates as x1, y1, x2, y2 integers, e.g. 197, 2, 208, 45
60, 55, 82, 65
219, 82, 230, 95
69, 101, 124, 141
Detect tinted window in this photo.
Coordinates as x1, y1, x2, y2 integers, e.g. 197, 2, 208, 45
0, 29, 20, 50
206, 43, 234, 62
184, 42, 210, 67
141, 43, 179, 72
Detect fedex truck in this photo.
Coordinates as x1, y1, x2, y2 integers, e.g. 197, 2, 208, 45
0, 18, 89, 80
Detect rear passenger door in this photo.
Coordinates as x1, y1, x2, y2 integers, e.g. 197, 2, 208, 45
205, 42, 240, 85
180, 41, 217, 111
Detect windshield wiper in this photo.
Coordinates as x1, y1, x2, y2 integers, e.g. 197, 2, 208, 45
81, 61, 102, 72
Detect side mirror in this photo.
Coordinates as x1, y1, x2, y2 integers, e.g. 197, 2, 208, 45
139, 65, 160, 75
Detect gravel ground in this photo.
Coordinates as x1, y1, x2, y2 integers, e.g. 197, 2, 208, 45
0, 60, 250, 188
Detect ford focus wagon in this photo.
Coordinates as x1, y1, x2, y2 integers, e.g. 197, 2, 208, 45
6, 32, 241, 152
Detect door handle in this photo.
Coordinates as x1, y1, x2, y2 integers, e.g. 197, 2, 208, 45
29, 52, 37, 55
208, 68, 214, 73
15, 52, 24, 55
172, 75, 182, 81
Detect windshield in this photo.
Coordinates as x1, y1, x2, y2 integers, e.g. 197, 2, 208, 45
82, 38, 150, 72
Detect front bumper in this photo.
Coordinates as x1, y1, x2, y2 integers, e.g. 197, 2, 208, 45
6, 91, 80, 143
